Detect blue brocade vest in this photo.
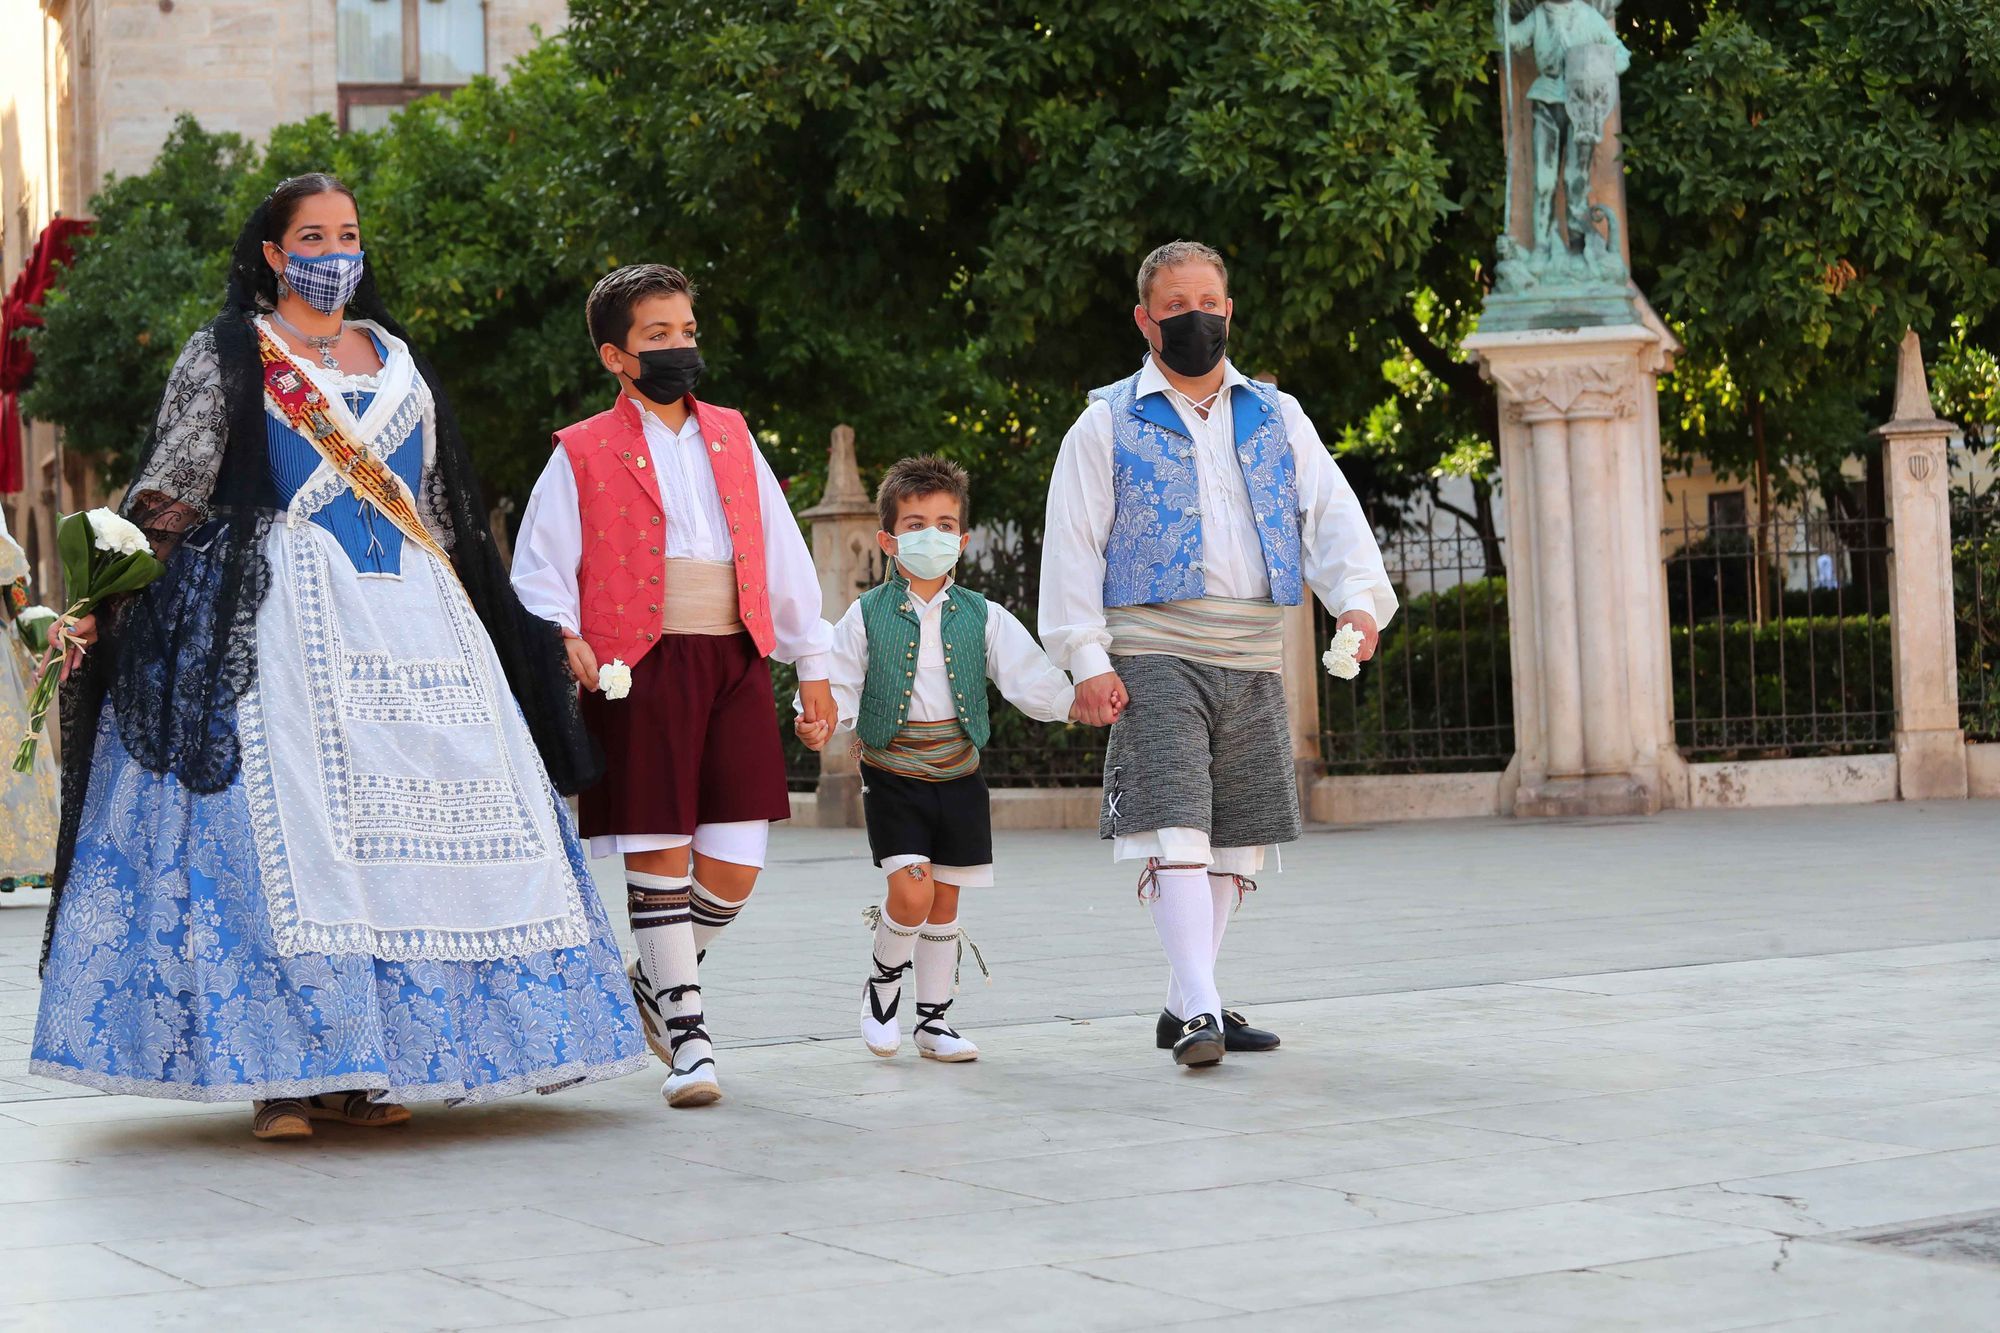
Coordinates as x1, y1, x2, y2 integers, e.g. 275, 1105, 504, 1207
1088, 368, 1303, 608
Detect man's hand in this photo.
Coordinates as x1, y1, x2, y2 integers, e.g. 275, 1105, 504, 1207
1072, 670, 1127, 727
562, 632, 599, 692
798, 678, 837, 729
1335, 610, 1380, 663
794, 716, 834, 751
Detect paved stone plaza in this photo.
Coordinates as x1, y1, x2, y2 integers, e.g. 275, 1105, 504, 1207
2, 801, 1998, 1330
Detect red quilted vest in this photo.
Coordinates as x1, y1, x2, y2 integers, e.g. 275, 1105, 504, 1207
553, 394, 775, 667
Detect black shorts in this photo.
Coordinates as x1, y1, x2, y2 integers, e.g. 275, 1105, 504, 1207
860, 762, 994, 870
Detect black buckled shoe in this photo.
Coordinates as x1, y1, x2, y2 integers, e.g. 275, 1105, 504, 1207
1157, 1008, 1280, 1053
1171, 1014, 1225, 1068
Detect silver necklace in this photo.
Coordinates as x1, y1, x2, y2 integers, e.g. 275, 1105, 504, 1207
271, 310, 344, 370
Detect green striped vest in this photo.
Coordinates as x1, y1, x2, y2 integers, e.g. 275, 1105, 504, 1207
856, 577, 991, 749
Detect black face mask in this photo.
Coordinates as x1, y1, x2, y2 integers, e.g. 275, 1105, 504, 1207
626, 347, 705, 404
1152, 309, 1229, 377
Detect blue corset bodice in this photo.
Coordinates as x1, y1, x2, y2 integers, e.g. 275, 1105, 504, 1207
266, 353, 425, 575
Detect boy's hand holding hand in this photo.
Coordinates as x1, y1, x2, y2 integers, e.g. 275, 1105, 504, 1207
794, 716, 834, 751
798, 677, 837, 730
562, 631, 599, 692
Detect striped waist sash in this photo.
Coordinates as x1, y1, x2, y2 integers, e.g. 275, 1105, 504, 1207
1107, 597, 1285, 673
661, 559, 745, 636
862, 718, 979, 782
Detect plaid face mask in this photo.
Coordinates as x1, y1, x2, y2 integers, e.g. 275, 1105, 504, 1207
284, 250, 367, 314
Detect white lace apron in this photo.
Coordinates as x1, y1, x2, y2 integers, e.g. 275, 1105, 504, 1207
240, 325, 590, 961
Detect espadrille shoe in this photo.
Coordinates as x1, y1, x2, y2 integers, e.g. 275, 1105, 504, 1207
251, 1099, 312, 1141
913, 1000, 978, 1062
860, 953, 911, 1057
304, 1092, 411, 1127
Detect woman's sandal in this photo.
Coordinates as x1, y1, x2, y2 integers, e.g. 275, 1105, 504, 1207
303, 1091, 413, 1128
251, 1099, 312, 1141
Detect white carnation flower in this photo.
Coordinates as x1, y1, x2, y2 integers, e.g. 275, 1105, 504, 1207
15, 606, 57, 654
85, 508, 150, 559
1322, 623, 1366, 681
599, 658, 633, 700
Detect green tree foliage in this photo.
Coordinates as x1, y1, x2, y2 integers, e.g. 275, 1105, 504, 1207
21, 120, 257, 463
1624, 0, 2000, 503
20, 0, 2000, 555
560, 0, 1494, 529
23, 46, 624, 505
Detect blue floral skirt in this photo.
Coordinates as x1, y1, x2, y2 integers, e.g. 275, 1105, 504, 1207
31, 715, 649, 1104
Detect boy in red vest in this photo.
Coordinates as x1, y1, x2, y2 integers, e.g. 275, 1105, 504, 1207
513, 264, 835, 1108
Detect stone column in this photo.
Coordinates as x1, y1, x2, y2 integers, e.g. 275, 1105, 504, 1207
1280, 599, 1323, 809
1876, 331, 1969, 800
799, 424, 877, 826
1465, 316, 1686, 816
1256, 374, 1326, 808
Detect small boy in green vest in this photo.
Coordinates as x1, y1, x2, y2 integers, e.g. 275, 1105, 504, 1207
795, 456, 1079, 1061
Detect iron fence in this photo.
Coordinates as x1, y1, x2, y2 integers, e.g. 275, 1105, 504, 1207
1663, 507, 1892, 759
1317, 512, 1513, 774
1954, 488, 2000, 741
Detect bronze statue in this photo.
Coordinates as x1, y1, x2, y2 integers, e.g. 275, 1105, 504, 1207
1500, 0, 1630, 258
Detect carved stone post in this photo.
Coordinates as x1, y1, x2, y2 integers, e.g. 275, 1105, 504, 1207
1465, 316, 1686, 815
1281, 599, 1323, 811
1254, 373, 1326, 809
1877, 331, 1969, 800
799, 424, 877, 826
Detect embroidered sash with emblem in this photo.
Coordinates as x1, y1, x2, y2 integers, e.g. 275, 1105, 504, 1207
256, 325, 455, 575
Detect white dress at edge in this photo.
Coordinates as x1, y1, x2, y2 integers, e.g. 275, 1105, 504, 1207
0, 505, 57, 889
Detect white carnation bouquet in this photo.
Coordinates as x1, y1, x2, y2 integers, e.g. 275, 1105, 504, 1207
12, 508, 166, 773
598, 658, 633, 701
14, 605, 58, 655
1322, 622, 1367, 681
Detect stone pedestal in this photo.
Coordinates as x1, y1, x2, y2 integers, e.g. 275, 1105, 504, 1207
799, 425, 877, 827
1280, 598, 1324, 811
1257, 374, 1328, 812
1466, 316, 1686, 817
1876, 332, 1969, 801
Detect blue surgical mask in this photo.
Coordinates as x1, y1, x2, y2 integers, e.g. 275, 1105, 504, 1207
284, 249, 367, 315
893, 526, 963, 580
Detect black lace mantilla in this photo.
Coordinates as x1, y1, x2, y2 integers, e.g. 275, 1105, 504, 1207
111, 515, 274, 793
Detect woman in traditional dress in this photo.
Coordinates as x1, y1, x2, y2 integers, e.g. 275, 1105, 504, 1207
31, 174, 648, 1139
0, 505, 58, 893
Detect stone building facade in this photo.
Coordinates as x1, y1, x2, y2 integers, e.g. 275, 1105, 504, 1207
0, 0, 566, 589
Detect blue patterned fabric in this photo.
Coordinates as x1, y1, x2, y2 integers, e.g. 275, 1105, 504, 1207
1089, 369, 1303, 608
31, 712, 648, 1104
265, 334, 425, 575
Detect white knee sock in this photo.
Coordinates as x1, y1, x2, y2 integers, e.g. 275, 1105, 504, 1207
865, 906, 922, 1025
689, 879, 746, 956
627, 870, 710, 1075
914, 917, 961, 1008
1168, 876, 1242, 1017
1146, 863, 1220, 1025
1202, 870, 1259, 1020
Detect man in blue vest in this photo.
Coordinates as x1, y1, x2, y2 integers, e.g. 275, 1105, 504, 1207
1040, 240, 1396, 1068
